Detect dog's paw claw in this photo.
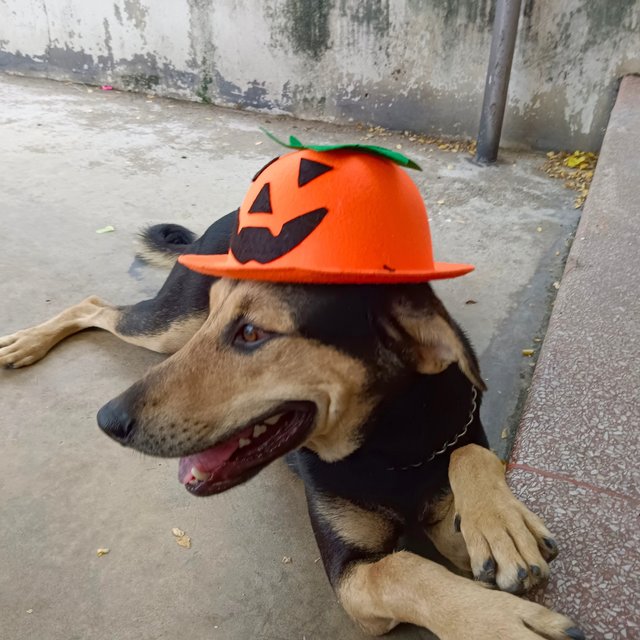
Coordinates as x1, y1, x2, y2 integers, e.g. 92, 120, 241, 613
503, 565, 529, 594
459, 498, 555, 594
477, 558, 496, 584
564, 627, 585, 640
543, 537, 559, 560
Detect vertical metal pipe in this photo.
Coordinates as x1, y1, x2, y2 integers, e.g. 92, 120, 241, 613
475, 0, 523, 164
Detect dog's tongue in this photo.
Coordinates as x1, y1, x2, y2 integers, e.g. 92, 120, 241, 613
178, 438, 240, 484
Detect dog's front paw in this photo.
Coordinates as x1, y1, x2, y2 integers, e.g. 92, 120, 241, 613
455, 483, 558, 594
0, 329, 51, 369
440, 582, 583, 640
449, 445, 558, 594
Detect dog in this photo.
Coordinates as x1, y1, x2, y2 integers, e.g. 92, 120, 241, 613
0, 195, 583, 639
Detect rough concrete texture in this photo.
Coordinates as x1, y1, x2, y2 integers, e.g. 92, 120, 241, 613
1, 0, 639, 151
507, 75, 640, 639
0, 74, 579, 640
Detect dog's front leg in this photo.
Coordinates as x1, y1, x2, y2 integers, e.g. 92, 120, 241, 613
448, 444, 559, 593
0, 297, 120, 368
0, 295, 206, 368
306, 490, 581, 639
304, 490, 402, 635
341, 551, 582, 639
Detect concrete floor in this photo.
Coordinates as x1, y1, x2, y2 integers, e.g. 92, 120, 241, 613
0, 74, 579, 640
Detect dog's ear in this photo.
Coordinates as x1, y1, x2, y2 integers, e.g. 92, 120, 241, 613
386, 286, 486, 390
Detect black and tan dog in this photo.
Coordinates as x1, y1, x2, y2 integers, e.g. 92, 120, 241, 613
0, 212, 583, 639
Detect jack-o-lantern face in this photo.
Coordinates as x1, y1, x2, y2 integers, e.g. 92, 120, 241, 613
179, 148, 474, 284
230, 155, 334, 264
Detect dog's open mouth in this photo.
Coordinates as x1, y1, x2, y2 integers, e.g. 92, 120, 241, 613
178, 401, 316, 496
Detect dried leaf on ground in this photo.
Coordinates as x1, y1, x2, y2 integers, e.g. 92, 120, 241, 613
282, 556, 292, 564
501, 428, 509, 440
357, 123, 477, 155
96, 548, 110, 557
171, 527, 191, 548
417, 135, 475, 155
541, 150, 598, 208
95, 225, 115, 234
565, 154, 586, 168
522, 348, 535, 357
175, 535, 192, 549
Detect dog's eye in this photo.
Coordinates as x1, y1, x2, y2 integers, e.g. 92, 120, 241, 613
233, 323, 271, 348
240, 324, 260, 342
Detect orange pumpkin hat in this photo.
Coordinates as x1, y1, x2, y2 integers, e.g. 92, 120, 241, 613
179, 134, 474, 283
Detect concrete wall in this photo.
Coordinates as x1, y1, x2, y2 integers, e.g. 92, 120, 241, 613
1, 0, 639, 151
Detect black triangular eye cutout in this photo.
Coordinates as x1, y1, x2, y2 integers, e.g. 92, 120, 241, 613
248, 183, 272, 214
298, 158, 333, 187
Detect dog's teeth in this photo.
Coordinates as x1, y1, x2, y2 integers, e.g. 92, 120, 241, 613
253, 424, 267, 438
191, 467, 211, 482
264, 414, 281, 426
238, 438, 251, 448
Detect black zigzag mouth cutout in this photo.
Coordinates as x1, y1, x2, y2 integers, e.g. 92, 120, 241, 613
233, 156, 334, 263
231, 208, 328, 264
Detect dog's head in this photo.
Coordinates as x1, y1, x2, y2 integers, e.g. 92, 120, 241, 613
97, 279, 483, 496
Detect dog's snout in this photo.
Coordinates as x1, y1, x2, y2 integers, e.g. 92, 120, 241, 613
97, 399, 136, 444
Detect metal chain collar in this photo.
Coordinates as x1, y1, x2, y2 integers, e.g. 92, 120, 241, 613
385, 386, 478, 471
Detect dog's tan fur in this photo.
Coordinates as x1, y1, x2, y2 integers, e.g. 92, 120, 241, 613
423, 492, 473, 573
1, 265, 577, 639
126, 280, 376, 462
0, 297, 118, 368
339, 549, 573, 639
449, 444, 552, 591
314, 494, 397, 552
0, 296, 204, 368
389, 295, 486, 390
302, 443, 565, 639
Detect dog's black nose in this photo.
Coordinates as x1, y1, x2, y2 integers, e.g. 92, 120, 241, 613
97, 399, 136, 444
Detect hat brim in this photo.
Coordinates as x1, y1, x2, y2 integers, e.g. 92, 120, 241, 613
178, 253, 474, 284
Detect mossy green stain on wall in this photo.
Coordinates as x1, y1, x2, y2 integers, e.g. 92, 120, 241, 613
408, 0, 494, 28
196, 58, 213, 103
339, 0, 390, 37
120, 73, 160, 91
585, 0, 636, 30
282, 0, 334, 60
583, 0, 638, 48
3, 0, 637, 151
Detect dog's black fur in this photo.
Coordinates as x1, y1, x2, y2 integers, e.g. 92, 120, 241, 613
116, 215, 237, 337
1, 211, 581, 639
106, 213, 492, 587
